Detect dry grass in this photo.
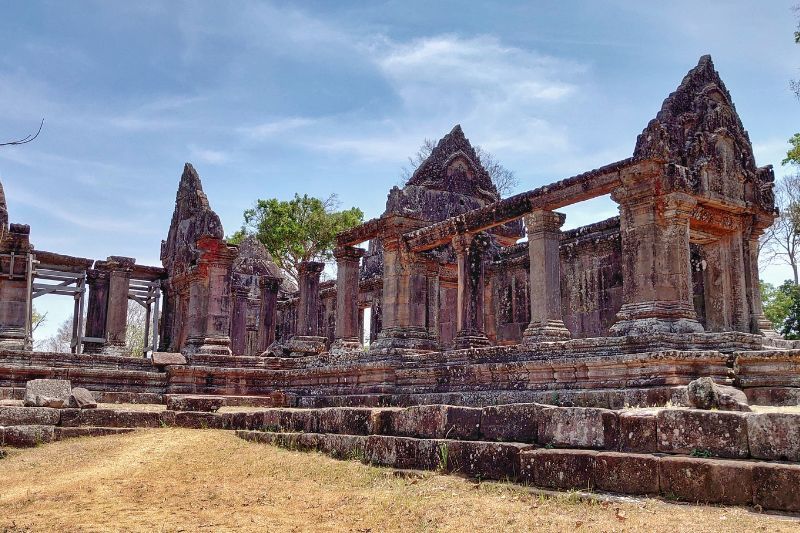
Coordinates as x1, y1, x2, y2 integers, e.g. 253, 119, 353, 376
0, 429, 798, 532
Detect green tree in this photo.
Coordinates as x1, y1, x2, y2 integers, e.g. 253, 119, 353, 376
781, 282, 800, 339
231, 193, 363, 285
782, 133, 800, 166
762, 280, 797, 332
31, 305, 46, 334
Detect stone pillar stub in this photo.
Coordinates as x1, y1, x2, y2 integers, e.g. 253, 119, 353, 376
610, 163, 703, 336
287, 260, 326, 356
370, 215, 436, 353
451, 232, 492, 350
331, 245, 365, 353
257, 276, 281, 354
522, 210, 571, 344
99, 256, 135, 355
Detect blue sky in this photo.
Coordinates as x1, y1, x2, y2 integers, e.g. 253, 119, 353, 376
1, 0, 798, 340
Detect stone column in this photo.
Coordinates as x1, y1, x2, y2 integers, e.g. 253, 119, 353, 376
195, 236, 237, 356
100, 256, 135, 355
610, 163, 703, 336
370, 215, 436, 353
744, 222, 778, 337
331, 245, 365, 352
83, 268, 110, 354
0, 224, 32, 351
257, 276, 281, 353
229, 283, 250, 356
452, 232, 492, 349
522, 211, 571, 344
287, 260, 326, 356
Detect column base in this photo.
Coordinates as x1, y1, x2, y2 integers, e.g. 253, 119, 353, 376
754, 315, 780, 339
521, 320, 571, 345
451, 330, 492, 350
329, 338, 363, 354
0, 327, 30, 351
286, 335, 327, 357
101, 341, 129, 356
369, 327, 437, 354
610, 301, 704, 336
197, 335, 233, 356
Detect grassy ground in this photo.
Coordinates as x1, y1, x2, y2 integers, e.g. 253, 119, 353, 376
0, 429, 798, 532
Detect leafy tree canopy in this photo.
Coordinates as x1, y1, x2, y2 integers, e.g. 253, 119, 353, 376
230, 193, 363, 284
762, 280, 797, 333
782, 133, 800, 166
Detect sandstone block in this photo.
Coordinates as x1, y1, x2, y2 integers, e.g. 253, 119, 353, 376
59, 408, 163, 428
228, 411, 267, 431
618, 411, 657, 453
318, 433, 368, 460
173, 411, 230, 429
317, 407, 374, 435
263, 409, 318, 433
1, 425, 55, 447
656, 409, 749, 458
166, 395, 224, 412
480, 403, 539, 443
538, 407, 618, 449
69, 388, 97, 409
658, 456, 753, 505
151, 352, 187, 366
444, 440, 530, 480
54, 427, 135, 440
24, 379, 71, 408
748, 413, 800, 462
753, 463, 800, 512
364, 435, 439, 470
0, 406, 60, 426
519, 449, 598, 490
686, 377, 750, 412
389, 405, 482, 440
594, 452, 659, 494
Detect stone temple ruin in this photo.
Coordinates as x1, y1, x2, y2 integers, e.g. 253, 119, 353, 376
3, 56, 800, 512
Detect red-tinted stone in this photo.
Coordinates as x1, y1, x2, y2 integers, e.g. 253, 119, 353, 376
538, 407, 618, 450
317, 407, 374, 435
656, 409, 749, 458
618, 411, 657, 453
59, 409, 163, 428
747, 413, 800, 462
445, 440, 531, 480
389, 405, 482, 440
2, 424, 55, 447
594, 452, 659, 494
519, 448, 598, 490
480, 403, 539, 443
753, 463, 800, 512
658, 456, 753, 505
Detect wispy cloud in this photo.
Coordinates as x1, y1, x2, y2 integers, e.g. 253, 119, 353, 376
189, 144, 228, 164
239, 117, 317, 140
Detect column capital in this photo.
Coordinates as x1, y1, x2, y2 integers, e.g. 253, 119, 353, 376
524, 210, 566, 234
298, 260, 325, 276
333, 245, 365, 262
259, 275, 282, 292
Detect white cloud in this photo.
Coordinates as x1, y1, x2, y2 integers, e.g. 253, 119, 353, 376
239, 117, 317, 140
189, 144, 228, 165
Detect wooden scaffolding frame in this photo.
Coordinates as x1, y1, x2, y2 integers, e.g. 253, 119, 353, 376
30, 256, 87, 354
128, 278, 161, 357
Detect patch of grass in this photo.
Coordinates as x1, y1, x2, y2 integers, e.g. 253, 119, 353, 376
437, 442, 449, 472
690, 448, 713, 458
0, 429, 798, 532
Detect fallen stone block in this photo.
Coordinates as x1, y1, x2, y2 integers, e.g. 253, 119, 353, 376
151, 352, 187, 366
618, 411, 657, 453
387, 405, 482, 440
54, 427, 135, 440
538, 407, 618, 450
686, 377, 751, 412
1, 425, 55, 447
69, 388, 97, 409
166, 396, 224, 413
658, 455, 753, 505
23, 379, 71, 408
519, 448, 598, 490
0, 406, 60, 426
594, 452, 659, 495
657, 409, 749, 458
444, 440, 531, 480
753, 463, 800, 512
59, 409, 164, 428
748, 413, 800, 462
480, 403, 539, 443
317, 407, 374, 435
173, 411, 230, 429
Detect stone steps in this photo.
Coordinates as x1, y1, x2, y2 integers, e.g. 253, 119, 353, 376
0, 424, 135, 447
235, 429, 800, 513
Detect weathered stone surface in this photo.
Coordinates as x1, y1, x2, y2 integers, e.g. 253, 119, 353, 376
54, 427, 135, 440
658, 456, 753, 505
318, 433, 368, 460
480, 403, 539, 443
0, 406, 60, 426
59, 408, 164, 428
1, 424, 55, 447
387, 405, 482, 440
520, 449, 598, 490
263, 409, 318, 433
656, 409, 749, 458
748, 413, 800, 462
538, 407, 618, 449
166, 395, 224, 413
151, 352, 187, 366
173, 411, 230, 429
618, 410, 657, 453
594, 452, 659, 495
24, 379, 71, 408
444, 440, 530, 480
753, 463, 800, 512
69, 387, 97, 409
364, 435, 440, 470
317, 407, 374, 436
686, 377, 750, 411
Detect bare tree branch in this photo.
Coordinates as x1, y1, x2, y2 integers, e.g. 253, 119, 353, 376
0, 119, 44, 147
